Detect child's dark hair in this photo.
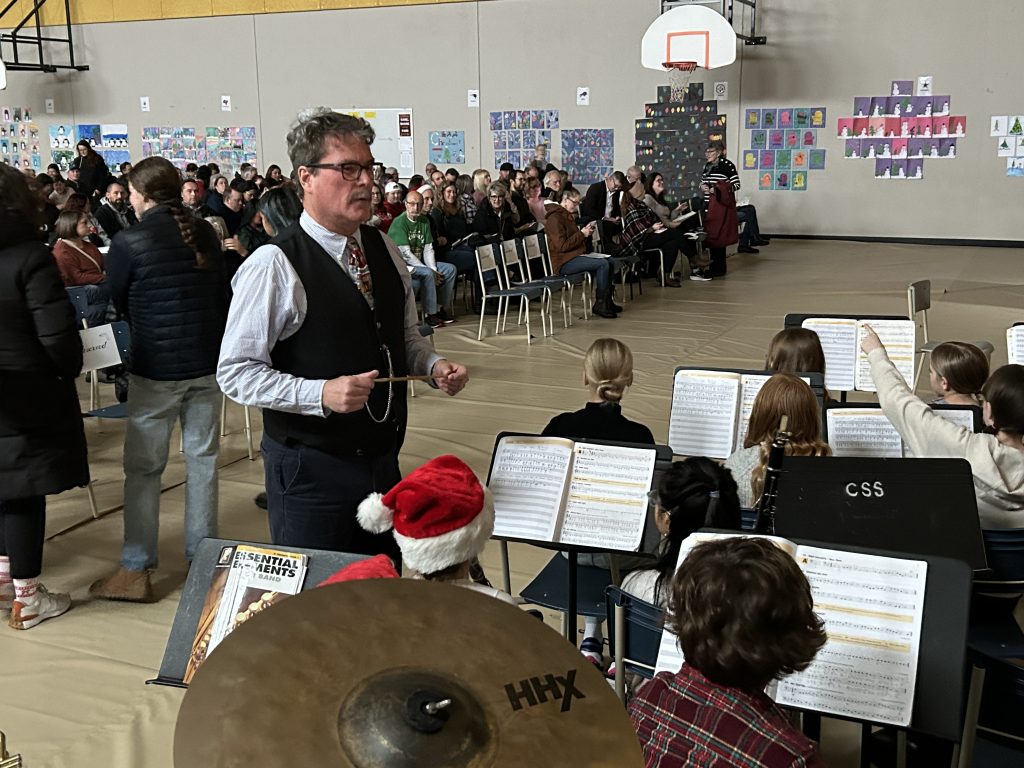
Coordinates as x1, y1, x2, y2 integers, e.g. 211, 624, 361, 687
670, 537, 826, 692
931, 342, 989, 398
982, 365, 1024, 437
651, 458, 741, 605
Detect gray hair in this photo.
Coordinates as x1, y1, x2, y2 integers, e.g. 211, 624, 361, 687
486, 181, 508, 197
286, 108, 375, 194
543, 170, 561, 186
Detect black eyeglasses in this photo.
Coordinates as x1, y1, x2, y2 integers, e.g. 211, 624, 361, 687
303, 162, 374, 181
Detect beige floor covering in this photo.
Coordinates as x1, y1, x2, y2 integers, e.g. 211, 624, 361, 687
3, 239, 1022, 767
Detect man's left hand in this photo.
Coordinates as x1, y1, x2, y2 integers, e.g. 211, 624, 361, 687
433, 270, 444, 286
431, 359, 469, 396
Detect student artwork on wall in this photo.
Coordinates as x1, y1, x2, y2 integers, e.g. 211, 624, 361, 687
49, 124, 76, 170
837, 80, 965, 180
743, 107, 826, 190
560, 129, 614, 186
205, 126, 258, 176
490, 109, 558, 169
0, 107, 41, 172
428, 130, 465, 165
78, 123, 131, 173
142, 126, 206, 169
635, 82, 727, 201
990, 115, 1024, 177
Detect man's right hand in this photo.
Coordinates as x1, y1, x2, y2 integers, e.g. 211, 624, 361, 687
321, 370, 379, 413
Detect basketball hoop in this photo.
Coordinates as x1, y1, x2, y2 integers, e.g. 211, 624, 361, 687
664, 61, 698, 102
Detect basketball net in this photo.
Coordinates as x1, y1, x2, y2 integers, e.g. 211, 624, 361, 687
665, 61, 698, 102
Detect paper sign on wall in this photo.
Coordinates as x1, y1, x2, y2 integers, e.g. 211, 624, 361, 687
140, 96, 150, 112
467, 90, 479, 108
576, 87, 590, 106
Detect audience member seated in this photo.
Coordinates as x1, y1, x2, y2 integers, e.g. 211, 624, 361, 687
407, 174, 424, 191
618, 191, 690, 286
508, 169, 535, 233
524, 177, 547, 229
471, 168, 491, 210
645, 172, 709, 281
357, 455, 516, 604
264, 164, 284, 188
473, 181, 517, 243
218, 185, 246, 235
181, 179, 213, 219
628, 537, 827, 767
205, 174, 229, 212
527, 142, 549, 175
621, 458, 742, 607
545, 187, 617, 319
116, 161, 133, 191
624, 165, 645, 200
389, 188, 457, 328
456, 174, 478, 223
542, 337, 653, 444
256, 184, 302, 238
928, 341, 989, 406
236, 203, 271, 256
444, 167, 458, 184
542, 169, 563, 201
724, 373, 831, 508
45, 163, 61, 181
51, 210, 110, 327
863, 326, 1024, 528
369, 182, 392, 232
62, 193, 106, 247
382, 181, 405, 229
736, 202, 768, 253
580, 171, 625, 234
94, 180, 138, 242
33, 174, 60, 242
765, 326, 831, 400
48, 176, 73, 209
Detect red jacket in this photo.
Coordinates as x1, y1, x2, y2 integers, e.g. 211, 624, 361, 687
704, 181, 738, 248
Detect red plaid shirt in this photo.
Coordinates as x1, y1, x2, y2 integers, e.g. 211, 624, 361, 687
628, 664, 825, 768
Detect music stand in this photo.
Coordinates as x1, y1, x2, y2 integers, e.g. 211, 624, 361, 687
773, 456, 987, 570
487, 432, 670, 643
148, 538, 368, 688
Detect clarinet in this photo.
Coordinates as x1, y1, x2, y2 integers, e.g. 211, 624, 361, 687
754, 415, 791, 535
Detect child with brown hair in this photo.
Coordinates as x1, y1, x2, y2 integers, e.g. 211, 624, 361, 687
928, 341, 989, 406
765, 327, 831, 400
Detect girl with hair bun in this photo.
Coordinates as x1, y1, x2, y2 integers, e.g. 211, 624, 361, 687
542, 338, 654, 445
928, 341, 989, 406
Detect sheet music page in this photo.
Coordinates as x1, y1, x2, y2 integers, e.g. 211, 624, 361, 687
905, 407, 977, 457
1007, 326, 1024, 365
489, 436, 573, 542
775, 547, 927, 727
654, 533, 798, 675
558, 443, 656, 551
668, 370, 741, 460
802, 318, 858, 391
827, 409, 904, 458
855, 319, 916, 392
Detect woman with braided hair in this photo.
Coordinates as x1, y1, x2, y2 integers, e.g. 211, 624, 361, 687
90, 157, 230, 603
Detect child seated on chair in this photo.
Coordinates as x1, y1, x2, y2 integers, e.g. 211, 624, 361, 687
628, 537, 827, 767
357, 454, 516, 605
764, 327, 831, 401
928, 341, 988, 406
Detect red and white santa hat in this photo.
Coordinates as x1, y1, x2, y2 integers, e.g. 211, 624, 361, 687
357, 455, 493, 575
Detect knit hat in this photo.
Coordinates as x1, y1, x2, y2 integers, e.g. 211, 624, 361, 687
357, 455, 493, 575
318, 554, 400, 587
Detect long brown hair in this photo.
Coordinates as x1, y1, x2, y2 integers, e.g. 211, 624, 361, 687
0, 164, 42, 248
931, 342, 989, 399
744, 373, 831, 502
765, 327, 830, 401
128, 157, 213, 269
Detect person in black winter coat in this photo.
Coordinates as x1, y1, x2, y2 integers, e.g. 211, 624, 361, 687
89, 157, 229, 603
0, 164, 87, 630
70, 139, 112, 204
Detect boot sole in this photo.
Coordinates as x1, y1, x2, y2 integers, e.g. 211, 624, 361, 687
9, 600, 72, 630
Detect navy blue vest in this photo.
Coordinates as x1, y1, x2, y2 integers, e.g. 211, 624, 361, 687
263, 223, 408, 457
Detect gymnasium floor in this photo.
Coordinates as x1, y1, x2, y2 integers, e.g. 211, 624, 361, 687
3, 239, 1022, 767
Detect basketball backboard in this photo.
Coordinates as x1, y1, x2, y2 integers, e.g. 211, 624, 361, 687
641, 5, 737, 70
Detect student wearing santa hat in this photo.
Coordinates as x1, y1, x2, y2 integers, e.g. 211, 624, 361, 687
357, 455, 516, 605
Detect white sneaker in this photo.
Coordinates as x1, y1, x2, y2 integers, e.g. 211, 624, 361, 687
690, 269, 712, 282
0, 581, 12, 617
9, 585, 72, 630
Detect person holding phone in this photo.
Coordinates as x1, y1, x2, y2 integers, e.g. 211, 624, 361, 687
545, 188, 618, 318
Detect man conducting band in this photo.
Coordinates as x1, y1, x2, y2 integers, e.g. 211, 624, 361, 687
218, 108, 468, 559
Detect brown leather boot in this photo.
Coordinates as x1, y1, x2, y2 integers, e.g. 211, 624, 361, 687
89, 568, 154, 602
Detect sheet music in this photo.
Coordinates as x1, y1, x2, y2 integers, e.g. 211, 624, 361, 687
558, 443, 656, 551
668, 370, 741, 459
827, 409, 903, 458
905, 407, 977, 457
776, 546, 927, 727
855, 320, 916, 392
1007, 326, 1024, 365
735, 374, 813, 453
489, 436, 573, 542
654, 533, 798, 675
802, 318, 858, 391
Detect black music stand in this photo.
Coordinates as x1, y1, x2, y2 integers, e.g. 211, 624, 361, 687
148, 538, 368, 688
487, 433, 670, 644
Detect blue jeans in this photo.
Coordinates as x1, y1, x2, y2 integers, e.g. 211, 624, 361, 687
121, 374, 221, 570
559, 255, 610, 295
80, 282, 111, 328
409, 262, 457, 314
737, 205, 761, 246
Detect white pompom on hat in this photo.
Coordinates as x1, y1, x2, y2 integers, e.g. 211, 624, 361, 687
357, 455, 493, 575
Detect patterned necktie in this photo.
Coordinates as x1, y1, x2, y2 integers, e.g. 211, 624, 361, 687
346, 238, 373, 304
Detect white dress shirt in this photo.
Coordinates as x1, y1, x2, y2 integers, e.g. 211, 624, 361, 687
217, 211, 443, 417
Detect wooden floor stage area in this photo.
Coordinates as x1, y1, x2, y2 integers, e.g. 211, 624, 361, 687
3, 239, 1023, 767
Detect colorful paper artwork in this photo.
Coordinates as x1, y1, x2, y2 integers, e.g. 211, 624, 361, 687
75, 123, 130, 173
744, 106, 827, 190
991, 114, 1024, 176
561, 129, 614, 186
204, 126, 258, 175
839, 80, 965, 180
428, 130, 465, 165
142, 126, 206, 170
490, 109, 558, 170
0, 107, 41, 172
49, 124, 76, 171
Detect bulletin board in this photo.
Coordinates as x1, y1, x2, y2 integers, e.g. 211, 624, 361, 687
336, 107, 414, 177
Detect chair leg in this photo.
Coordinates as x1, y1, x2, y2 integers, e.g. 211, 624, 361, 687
523, 297, 532, 345
914, 352, 926, 393
244, 405, 255, 461
220, 394, 228, 437
86, 481, 99, 519
477, 298, 487, 341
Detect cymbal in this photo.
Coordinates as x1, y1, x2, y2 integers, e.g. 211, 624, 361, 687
175, 579, 643, 768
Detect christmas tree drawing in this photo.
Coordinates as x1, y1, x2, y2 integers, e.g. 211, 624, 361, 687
1010, 116, 1023, 135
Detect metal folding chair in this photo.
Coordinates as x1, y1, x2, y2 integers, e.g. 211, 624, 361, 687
474, 243, 550, 344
